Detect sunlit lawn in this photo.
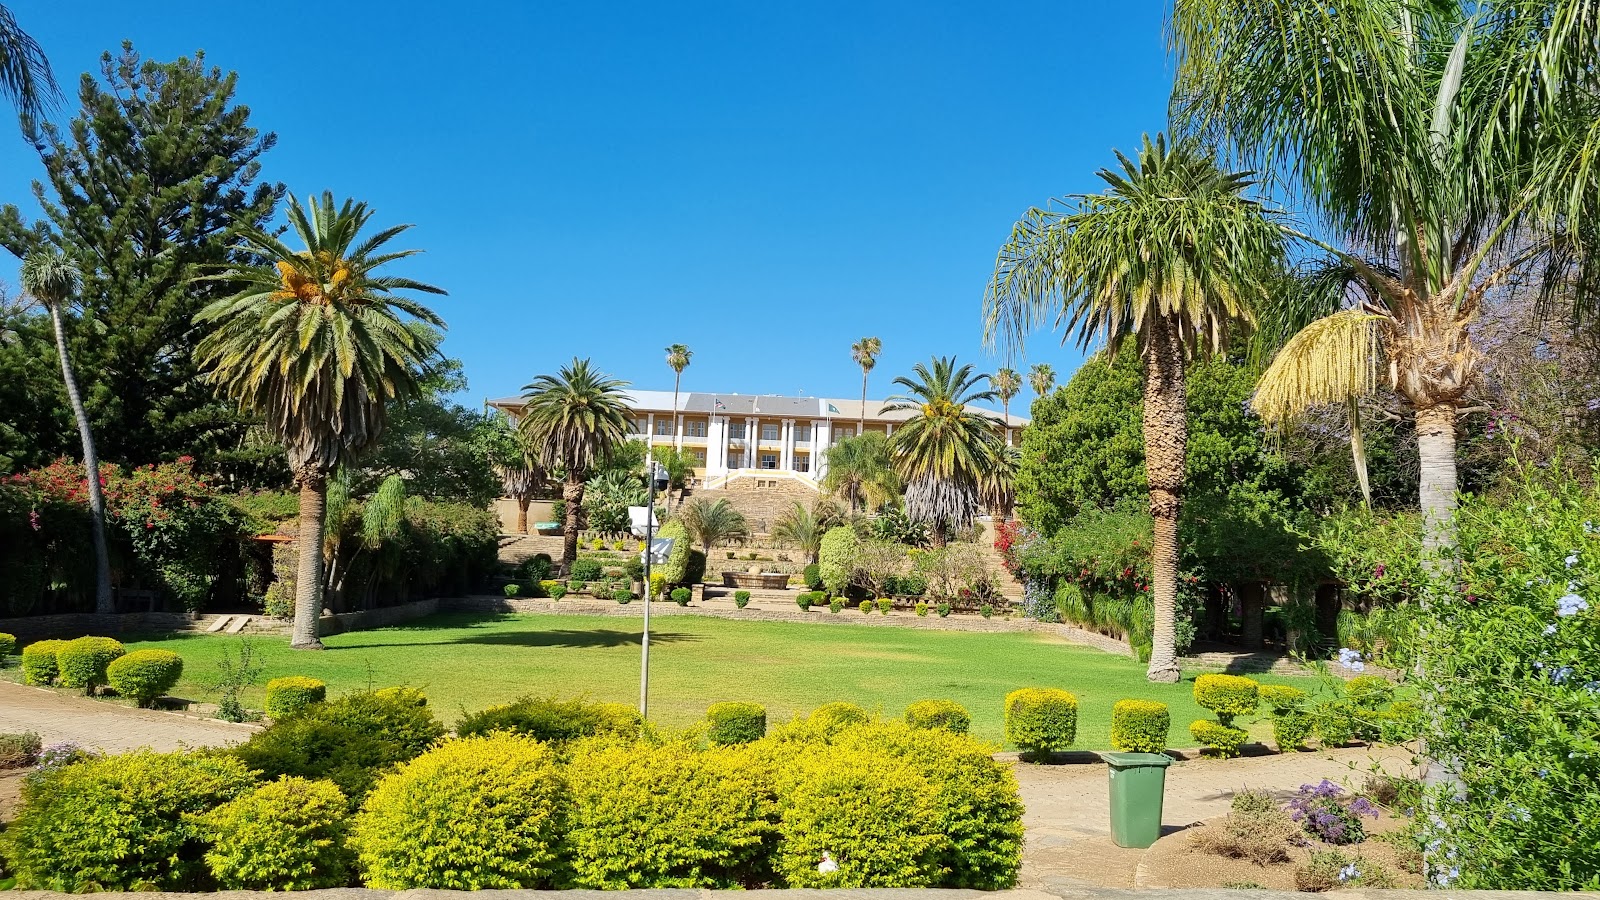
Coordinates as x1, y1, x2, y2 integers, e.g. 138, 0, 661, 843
126, 611, 1313, 748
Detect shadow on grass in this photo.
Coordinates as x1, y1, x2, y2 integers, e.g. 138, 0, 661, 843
332, 628, 700, 651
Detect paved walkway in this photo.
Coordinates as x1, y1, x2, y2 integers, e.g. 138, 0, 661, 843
0, 681, 257, 753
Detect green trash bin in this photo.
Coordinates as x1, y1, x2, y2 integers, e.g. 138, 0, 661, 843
1100, 751, 1173, 848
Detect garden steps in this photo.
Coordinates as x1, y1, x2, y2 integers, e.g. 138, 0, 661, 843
224, 615, 252, 634
203, 615, 234, 633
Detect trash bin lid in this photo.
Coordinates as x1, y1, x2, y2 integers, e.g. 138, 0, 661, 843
1097, 751, 1174, 768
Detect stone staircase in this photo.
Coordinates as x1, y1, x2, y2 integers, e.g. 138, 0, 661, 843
694, 473, 822, 535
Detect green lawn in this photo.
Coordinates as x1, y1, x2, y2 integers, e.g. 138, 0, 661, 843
125, 612, 1312, 748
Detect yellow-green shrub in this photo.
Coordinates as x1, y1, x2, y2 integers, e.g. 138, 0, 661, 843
264, 676, 326, 719
706, 701, 767, 745
1345, 674, 1394, 707
1272, 710, 1314, 751
1004, 688, 1078, 758
904, 699, 971, 734
456, 695, 640, 744
1190, 719, 1249, 758
1193, 673, 1259, 726
106, 649, 183, 707
773, 754, 943, 887
1110, 699, 1169, 752
0, 632, 14, 661
198, 776, 352, 890
20, 639, 64, 685
1258, 683, 1307, 713
3, 750, 255, 891
352, 734, 566, 889
55, 636, 125, 693
808, 701, 871, 734
564, 739, 771, 888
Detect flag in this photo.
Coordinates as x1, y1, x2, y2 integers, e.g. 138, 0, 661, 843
715, 398, 725, 410
827, 403, 840, 414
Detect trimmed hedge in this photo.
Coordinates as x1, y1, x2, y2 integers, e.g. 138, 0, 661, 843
20, 639, 65, 685
706, 702, 767, 745
199, 776, 353, 890
803, 563, 823, 590
264, 676, 327, 719
818, 526, 859, 595
1273, 710, 1314, 751
1190, 719, 1249, 758
56, 636, 126, 693
1110, 699, 1169, 752
352, 733, 566, 889
106, 649, 184, 707
0, 631, 14, 662
904, 699, 971, 734
734, 589, 751, 608
808, 701, 871, 734
670, 587, 691, 605
1258, 683, 1308, 712
1004, 688, 1078, 758
1193, 673, 1259, 726
456, 695, 640, 744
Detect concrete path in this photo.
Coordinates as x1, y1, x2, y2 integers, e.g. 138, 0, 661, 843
0, 681, 257, 753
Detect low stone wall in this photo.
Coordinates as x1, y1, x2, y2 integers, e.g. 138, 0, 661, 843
0, 611, 197, 641
319, 599, 441, 635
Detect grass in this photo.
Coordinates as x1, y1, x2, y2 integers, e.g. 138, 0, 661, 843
120, 611, 1317, 748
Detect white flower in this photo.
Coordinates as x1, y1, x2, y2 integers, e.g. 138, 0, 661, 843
1544, 624, 1558, 635
1556, 593, 1589, 617
818, 851, 838, 874
1567, 552, 1581, 568
1338, 864, 1360, 883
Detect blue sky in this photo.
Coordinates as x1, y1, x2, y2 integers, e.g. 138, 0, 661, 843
4, 0, 1173, 411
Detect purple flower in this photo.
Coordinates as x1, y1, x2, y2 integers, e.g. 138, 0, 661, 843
1557, 593, 1589, 617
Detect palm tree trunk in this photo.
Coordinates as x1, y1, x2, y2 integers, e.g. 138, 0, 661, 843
292, 468, 327, 650
860, 371, 868, 435
49, 304, 113, 614
1142, 316, 1187, 683
562, 473, 585, 574
516, 497, 530, 534
1415, 403, 1458, 569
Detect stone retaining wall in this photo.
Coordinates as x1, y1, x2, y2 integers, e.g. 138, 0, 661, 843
319, 599, 442, 635
0, 611, 197, 641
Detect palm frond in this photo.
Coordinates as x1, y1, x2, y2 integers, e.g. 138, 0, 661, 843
1253, 309, 1382, 423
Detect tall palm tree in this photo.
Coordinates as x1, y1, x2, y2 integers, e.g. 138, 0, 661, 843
676, 496, 750, 552
22, 250, 111, 613
851, 336, 882, 434
821, 431, 900, 513
769, 499, 840, 564
984, 134, 1287, 683
665, 343, 692, 444
519, 358, 632, 573
1171, 0, 1600, 557
485, 410, 543, 534
195, 192, 445, 649
982, 445, 1022, 522
0, 4, 58, 118
992, 367, 1022, 432
1028, 362, 1056, 398
882, 356, 1006, 548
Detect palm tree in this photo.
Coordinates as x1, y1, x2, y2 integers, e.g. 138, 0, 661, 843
769, 500, 840, 564
1028, 362, 1055, 398
992, 367, 1022, 432
22, 250, 112, 613
665, 343, 692, 444
982, 445, 1021, 521
676, 496, 749, 552
1171, 0, 1600, 557
194, 192, 445, 649
519, 358, 632, 572
484, 411, 543, 534
851, 337, 882, 434
882, 356, 1006, 548
984, 134, 1287, 683
0, 5, 57, 118
651, 445, 697, 504
821, 431, 900, 513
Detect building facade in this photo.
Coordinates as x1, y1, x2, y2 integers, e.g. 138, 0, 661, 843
488, 390, 1026, 488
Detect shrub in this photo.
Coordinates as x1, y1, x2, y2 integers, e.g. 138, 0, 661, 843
1004, 688, 1078, 758
0, 631, 15, 662
808, 701, 871, 734
1189, 719, 1248, 758
4, 750, 255, 890
1193, 673, 1259, 726
915, 601, 929, 616
547, 582, 568, 600
262, 582, 292, 617
1287, 779, 1377, 845
55, 636, 126, 693
20, 639, 65, 685
734, 589, 751, 608
1110, 699, 1169, 752
706, 701, 767, 745
456, 695, 640, 744
899, 573, 928, 596
876, 597, 893, 613
904, 699, 970, 733
796, 591, 814, 610
1293, 850, 1395, 891
829, 597, 844, 613
199, 776, 353, 890
773, 756, 943, 887
503, 582, 522, 597
0, 731, 42, 768
980, 603, 994, 618
1311, 699, 1355, 748
937, 601, 952, 617
519, 553, 554, 582
1273, 710, 1314, 751
665, 586, 688, 605
264, 676, 327, 719
1258, 683, 1307, 713
570, 558, 604, 582
858, 599, 873, 614
1190, 805, 1299, 866
567, 579, 584, 593
106, 649, 184, 707
565, 740, 770, 888
818, 525, 859, 594
803, 563, 823, 590
352, 734, 566, 888
615, 589, 634, 604
1231, 788, 1279, 816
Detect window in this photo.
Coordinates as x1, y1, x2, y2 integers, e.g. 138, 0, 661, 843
794, 454, 810, 473
761, 424, 779, 441
655, 418, 673, 436
686, 420, 707, 438
834, 426, 854, 442
793, 424, 811, 442
728, 451, 744, 468
693, 449, 706, 464
727, 422, 746, 439
759, 453, 778, 469
632, 417, 647, 435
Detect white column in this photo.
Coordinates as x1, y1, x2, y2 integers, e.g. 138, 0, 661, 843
707, 417, 726, 476
811, 419, 825, 481
1006, 426, 1014, 447
885, 423, 893, 437
746, 417, 758, 469
779, 420, 792, 471
646, 412, 655, 449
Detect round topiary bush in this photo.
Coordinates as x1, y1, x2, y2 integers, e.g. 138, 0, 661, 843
199, 776, 353, 890
1190, 719, 1249, 758
858, 599, 874, 614
1345, 674, 1395, 707
55, 636, 126, 694
20, 639, 65, 685
733, 589, 751, 608
564, 740, 771, 888
671, 587, 691, 606
264, 676, 327, 720
803, 562, 824, 591
1004, 687, 1078, 759
352, 733, 567, 889
106, 649, 184, 708
503, 582, 522, 597
809, 701, 871, 734
4, 750, 256, 891
1109, 699, 1170, 752
1193, 673, 1260, 726
0, 631, 15, 662
570, 558, 604, 582
904, 699, 971, 734
706, 701, 767, 745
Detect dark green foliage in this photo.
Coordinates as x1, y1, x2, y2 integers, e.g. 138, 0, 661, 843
571, 559, 603, 582
671, 586, 691, 606
352, 360, 501, 505
454, 695, 641, 745
733, 590, 751, 608
705, 701, 767, 744
803, 563, 823, 591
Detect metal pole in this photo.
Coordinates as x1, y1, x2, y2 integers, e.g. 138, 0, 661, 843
640, 457, 655, 721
